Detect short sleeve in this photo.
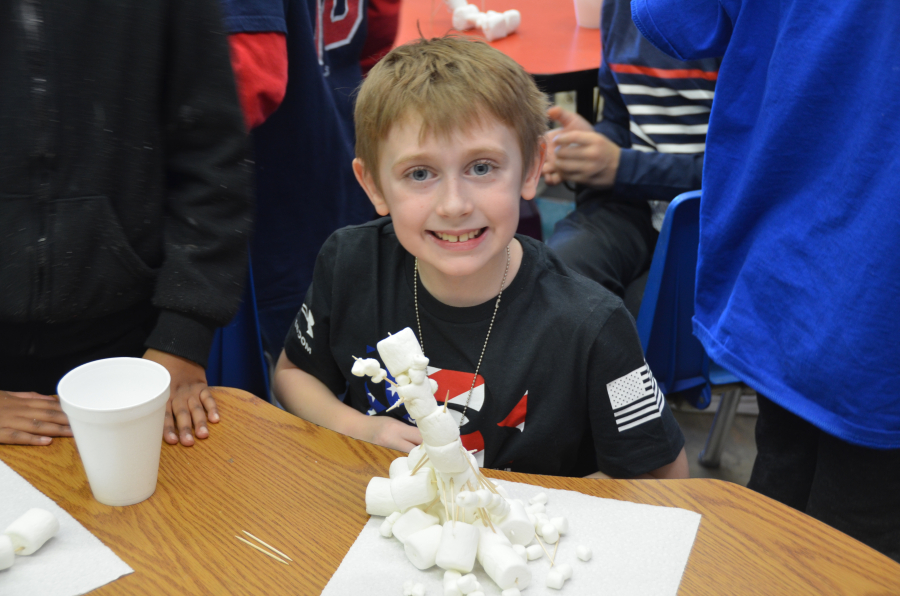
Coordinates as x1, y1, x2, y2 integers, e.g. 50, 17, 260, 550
219, 0, 287, 34
283, 233, 347, 396
587, 306, 685, 477
631, 0, 736, 60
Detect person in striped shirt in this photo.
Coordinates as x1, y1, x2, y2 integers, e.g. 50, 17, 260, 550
544, 0, 719, 315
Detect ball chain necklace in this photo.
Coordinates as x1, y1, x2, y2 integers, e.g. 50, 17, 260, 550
414, 245, 511, 428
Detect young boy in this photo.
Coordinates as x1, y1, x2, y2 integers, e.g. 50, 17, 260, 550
274, 37, 688, 479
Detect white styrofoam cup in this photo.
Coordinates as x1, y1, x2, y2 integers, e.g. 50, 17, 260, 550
58, 357, 170, 506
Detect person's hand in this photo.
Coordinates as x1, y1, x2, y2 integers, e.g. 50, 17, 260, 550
0, 391, 72, 445
543, 105, 621, 189
356, 415, 422, 453
143, 349, 219, 447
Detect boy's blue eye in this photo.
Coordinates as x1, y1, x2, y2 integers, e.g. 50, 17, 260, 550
472, 162, 492, 176
410, 169, 430, 181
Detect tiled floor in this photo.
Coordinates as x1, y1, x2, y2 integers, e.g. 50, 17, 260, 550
671, 403, 758, 486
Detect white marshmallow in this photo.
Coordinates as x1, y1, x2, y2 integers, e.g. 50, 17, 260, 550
424, 439, 470, 474
480, 12, 508, 41
425, 499, 448, 524
444, 0, 467, 10
411, 583, 426, 596
4, 508, 58, 556
351, 358, 380, 377
529, 492, 548, 505
477, 541, 531, 590
551, 516, 569, 535
456, 573, 478, 594
391, 466, 437, 510
443, 583, 463, 596
408, 444, 428, 470
455, 491, 479, 508
390, 457, 411, 478
576, 544, 593, 561
546, 569, 565, 589
501, 590, 522, 596
541, 523, 559, 544
377, 328, 425, 377
380, 518, 395, 538
409, 368, 427, 385
525, 503, 545, 515
493, 482, 509, 498
435, 521, 479, 573
503, 9, 521, 32
0, 535, 14, 571
475, 489, 492, 508
557, 563, 573, 580
418, 409, 461, 447
497, 499, 534, 546
396, 374, 411, 386
392, 508, 439, 544
525, 544, 543, 560
398, 382, 439, 420
470, 592, 484, 596
372, 368, 387, 383
452, 4, 480, 31
405, 525, 443, 570
444, 570, 462, 585
366, 477, 400, 516
429, 378, 439, 394
511, 544, 527, 558
403, 579, 416, 596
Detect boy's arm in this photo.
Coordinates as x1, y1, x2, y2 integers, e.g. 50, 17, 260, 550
274, 351, 422, 452
584, 446, 688, 479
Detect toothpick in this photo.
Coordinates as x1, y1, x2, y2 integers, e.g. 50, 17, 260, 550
480, 507, 497, 533
451, 478, 457, 525
410, 454, 430, 475
235, 536, 290, 565
551, 538, 560, 565
440, 478, 451, 522
535, 534, 555, 565
442, 391, 450, 413
242, 531, 293, 561
352, 355, 360, 361
385, 397, 405, 412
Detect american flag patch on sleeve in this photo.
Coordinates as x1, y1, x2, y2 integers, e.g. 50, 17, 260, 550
606, 363, 666, 432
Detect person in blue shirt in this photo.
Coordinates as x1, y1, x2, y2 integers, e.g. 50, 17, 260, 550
632, 0, 900, 561
543, 0, 718, 314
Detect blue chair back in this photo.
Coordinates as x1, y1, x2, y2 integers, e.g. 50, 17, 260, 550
207, 257, 271, 400
636, 190, 737, 409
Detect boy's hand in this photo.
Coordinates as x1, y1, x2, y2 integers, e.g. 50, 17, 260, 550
0, 391, 72, 445
358, 415, 423, 453
543, 106, 621, 189
143, 349, 220, 447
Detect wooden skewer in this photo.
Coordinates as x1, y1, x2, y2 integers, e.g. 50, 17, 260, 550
409, 454, 430, 475
535, 534, 555, 565
479, 507, 497, 533
384, 397, 405, 412
551, 537, 560, 565
242, 531, 293, 561
235, 536, 290, 565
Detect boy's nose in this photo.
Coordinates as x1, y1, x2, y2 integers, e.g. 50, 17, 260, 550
435, 177, 473, 219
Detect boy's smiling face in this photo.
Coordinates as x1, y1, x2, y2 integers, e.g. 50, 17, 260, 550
353, 113, 543, 299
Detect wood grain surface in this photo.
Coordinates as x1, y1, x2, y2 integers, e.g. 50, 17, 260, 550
1, 388, 898, 595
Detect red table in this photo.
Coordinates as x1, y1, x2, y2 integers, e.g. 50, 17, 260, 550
395, 0, 602, 120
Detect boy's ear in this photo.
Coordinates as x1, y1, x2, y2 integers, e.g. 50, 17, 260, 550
520, 138, 547, 201
353, 158, 390, 216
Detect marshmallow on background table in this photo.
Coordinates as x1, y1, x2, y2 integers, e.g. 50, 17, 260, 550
417, 409, 460, 447
391, 466, 437, 511
392, 508, 439, 544
551, 516, 569, 535
576, 544, 593, 561
0, 535, 14, 570
435, 521, 479, 573
452, 4, 480, 30
456, 573, 478, 594
4, 508, 59, 556
546, 569, 565, 590
404, 525, 444, 570
377, 328, 425, 377
366, 477, 401, 516
529, 492, 548, 505
557, 563, 573, 580
424, 439, 470, 474
541, 523, 560, 544
525, 544, 543, 560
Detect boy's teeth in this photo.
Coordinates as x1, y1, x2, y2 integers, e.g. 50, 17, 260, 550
437, 230, 481, 242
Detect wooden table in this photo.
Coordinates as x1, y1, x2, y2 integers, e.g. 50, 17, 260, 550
2, 388, 898, 595
395, 0, 602, 121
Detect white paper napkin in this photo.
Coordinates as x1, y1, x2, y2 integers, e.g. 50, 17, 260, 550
322, 479, 701, 596
0, 459, 133, 595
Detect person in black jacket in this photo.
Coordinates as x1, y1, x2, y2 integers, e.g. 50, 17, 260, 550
0, 0, 253, 446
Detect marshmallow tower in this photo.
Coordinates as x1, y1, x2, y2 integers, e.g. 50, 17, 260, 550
446, 1, 522, 42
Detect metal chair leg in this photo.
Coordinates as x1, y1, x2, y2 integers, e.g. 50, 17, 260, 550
698, 386, 742, 468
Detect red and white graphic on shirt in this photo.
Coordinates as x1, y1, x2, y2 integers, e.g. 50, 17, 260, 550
315, 0, 364, 64
497, 392, 528, 432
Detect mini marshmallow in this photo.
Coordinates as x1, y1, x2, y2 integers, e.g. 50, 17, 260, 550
501, 590, 522, 596
424, 439, 470, 474
380, 518, 395, 538
576, 544, 593, 561
390, 457, 411, 478
468, 593, 484, 596
444, 570, 462, 585
525, 544, 544, 560
4, 508, 59, 556
497, 499, 534, 546
392, 508, 439, 544
511, 544, 527, 558
351, 358, 381, 377
366, 477, 401, 516
529, 492, 548, 505
557, 563, 573, 580
551, 516, 569, 535
391, 466, 437, 510
411, 583, 426, 596
452, 4, 480, 30
525, 503, 545, 515
403, 579, 415, 595
443, 584, 463, 596
429, 378, 439, 394
0, 535, 14, 571
503, 9, 521, 31
444, 0, 467, 10
546, 569, 565, 590
396, 374, 411, 386
418, 408, 461, 447
377, 328, 424, 377
437, 464, 475, 500
493, 482, 509, 498
541, 523, 559, 544
475, 489, 492, 507
435, 521, 479, 573
456, 574, 478, 594
409, 368, 427, 384
372, 368, 387, 383
480, 11, 508, 42
405, 525, 443, 570
455, 491, 479, 508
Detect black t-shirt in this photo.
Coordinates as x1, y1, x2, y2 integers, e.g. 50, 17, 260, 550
284, 218, 684, 477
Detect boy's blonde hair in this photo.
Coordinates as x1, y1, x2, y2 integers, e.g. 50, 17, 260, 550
355, 36, 548, 189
